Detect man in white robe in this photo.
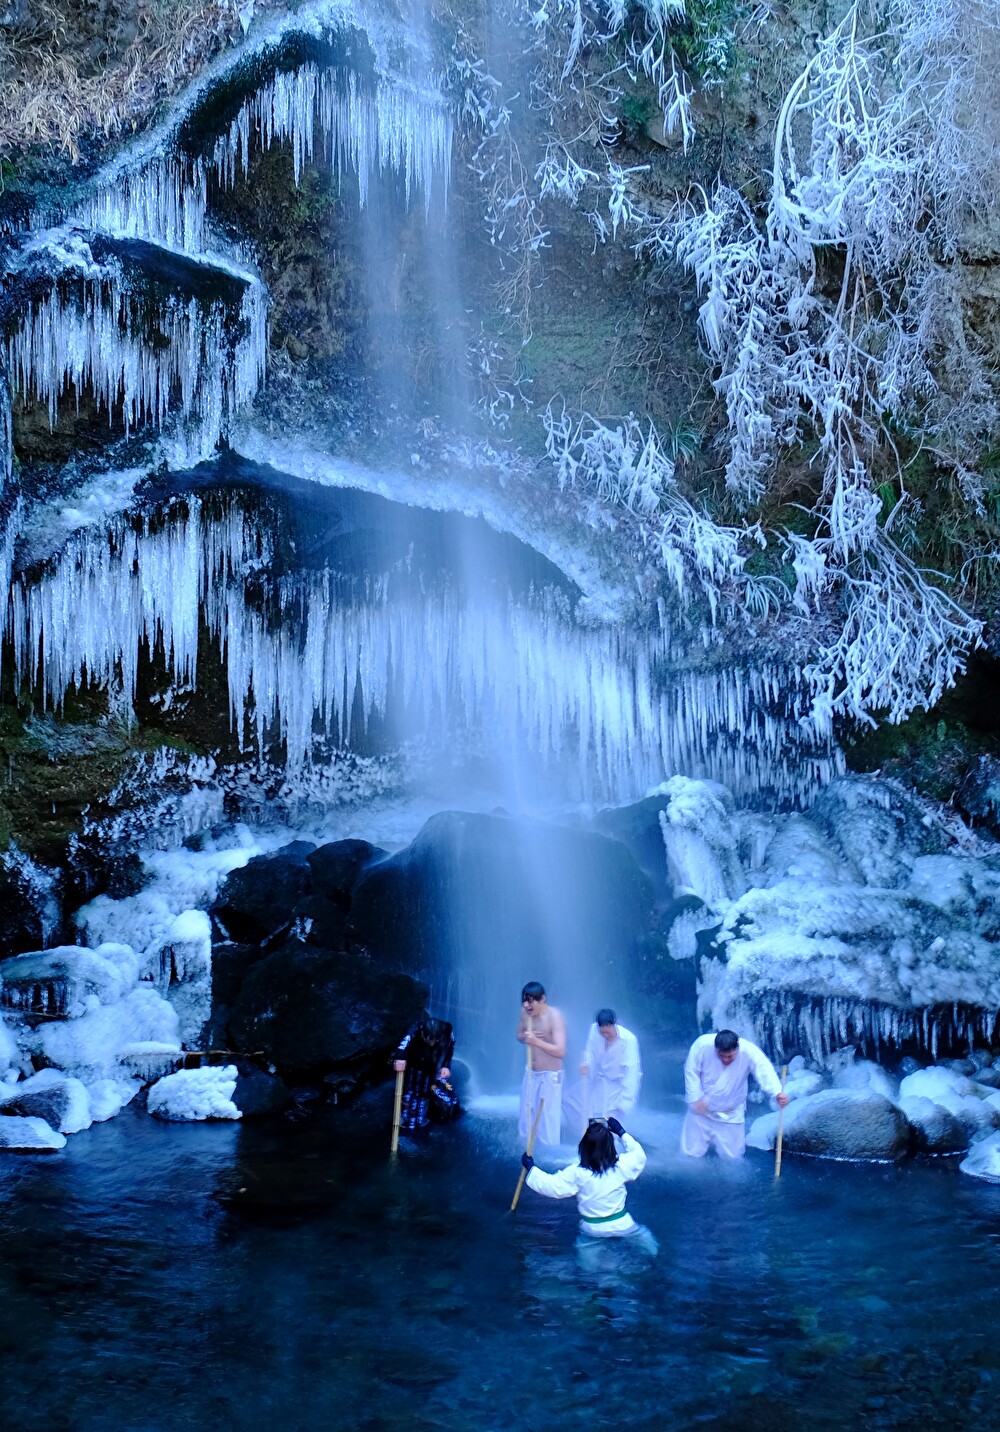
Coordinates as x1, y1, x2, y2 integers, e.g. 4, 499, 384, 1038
578, 1009, 642, 1125
681, 1028, 788, 1159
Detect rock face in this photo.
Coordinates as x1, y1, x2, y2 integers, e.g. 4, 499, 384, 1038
230, 941, 427, 1076
211, 841, 317, 944
351, 810, 654, 982
775, 1090, 910, 1161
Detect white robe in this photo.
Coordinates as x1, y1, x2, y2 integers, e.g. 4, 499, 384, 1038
526, 1132, 647, 1236
580, 1024, 642, 1121
681, 1033, 781, 1158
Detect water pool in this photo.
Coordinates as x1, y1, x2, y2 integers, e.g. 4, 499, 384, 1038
1, 1099, 998, 1432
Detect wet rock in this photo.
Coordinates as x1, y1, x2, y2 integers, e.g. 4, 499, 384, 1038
774, 1089, 910, 1161
0, 1113, 66, 1151
350, 810, 655, 981
307, 839, 385, 906
291, 894, 347, 949
230, 938, 427, 1076
232, 1066, 291, 1117
593, 794, 672, 893
211, 942, 267, 1007
211, 841, 315, 943
972, 1066, 1000, 1089
900, 1095, 968, 1154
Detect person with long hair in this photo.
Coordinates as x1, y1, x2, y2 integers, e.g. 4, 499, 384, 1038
392, 1014, 460, 1132
520, 1116, 652, 1244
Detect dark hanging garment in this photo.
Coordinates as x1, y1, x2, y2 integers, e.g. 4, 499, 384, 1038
393, 1016, 459, 1131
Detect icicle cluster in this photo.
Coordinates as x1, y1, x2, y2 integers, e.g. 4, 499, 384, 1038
3, 42, 451, 480
76, 66, 451, 256
745, 991, 1000, 1065
7, 497, 838, 807
6, 272, 266, 446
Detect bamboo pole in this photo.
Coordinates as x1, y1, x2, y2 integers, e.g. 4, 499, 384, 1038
390, 1067, 405, 1155
582, 1071, 590, 1134
511, 1097, 545, 1212
774, 1065, 788, 1178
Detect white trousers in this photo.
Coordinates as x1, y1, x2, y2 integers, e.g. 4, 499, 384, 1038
519, 1069, 563, 1146
681, 1109, 746, 1160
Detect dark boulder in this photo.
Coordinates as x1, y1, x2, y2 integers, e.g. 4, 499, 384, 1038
307, 839, 385, 907
232, 1066, 292, 1118
351, 809, 655, 977
211, 941, 268, 1007
781, 1090, 911, 1161
229, 939, 427, 1076
291, 894, 347, 949
592, 794, 672, 895
211, 841, 316, 943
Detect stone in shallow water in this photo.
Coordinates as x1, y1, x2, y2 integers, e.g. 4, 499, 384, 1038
0, 1113, 66, 1151
0, 1069, 91, 1134
752, 1089, 910, 1161
960, 1130, 1000, 1181
899, 1096, 968, 1154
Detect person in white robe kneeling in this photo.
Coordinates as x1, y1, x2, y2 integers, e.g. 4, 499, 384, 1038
681, 1028, 788, 1160
521, 1116, 654, 1249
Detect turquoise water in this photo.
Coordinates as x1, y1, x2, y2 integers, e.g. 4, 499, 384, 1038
1, 1098, 998, 1431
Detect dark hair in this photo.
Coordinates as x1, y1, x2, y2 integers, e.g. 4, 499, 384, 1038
419, 1015, 452, 1042
579, 1121, 618, 1174
715, 1029, 740, 1053
521, 981, 546, 1002
595, 1008, 616, 1028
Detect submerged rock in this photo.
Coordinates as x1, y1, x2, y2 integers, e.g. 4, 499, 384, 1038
232, 1066, 291, 1118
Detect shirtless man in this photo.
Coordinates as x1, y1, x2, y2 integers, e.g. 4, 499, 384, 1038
517, 981, 566, 1148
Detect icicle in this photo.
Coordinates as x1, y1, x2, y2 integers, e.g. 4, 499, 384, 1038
9, 495, 839, 802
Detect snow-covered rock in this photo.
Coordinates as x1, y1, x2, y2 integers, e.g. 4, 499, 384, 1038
29, 986, 179, 1076
86, 1077, 140, 1123
0, 944, 138, 1018
0, 1068, 92, 1133
899, 1096, 968, 1154
116, 1042, 183, 1084
0, 1114, 66, 1151
145, 909, 212, 1045
899, 1067, 977, 1103
832, 1060, 898, 1101
147, 1065, 241, 1121
960, 1131, 1000, 1182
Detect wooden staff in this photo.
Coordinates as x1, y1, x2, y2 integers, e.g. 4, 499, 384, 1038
582, 1071, 591, 1135
511, 1097, 545, 1212
390, 1067, 405, 1155
774, 1065, 788, 1178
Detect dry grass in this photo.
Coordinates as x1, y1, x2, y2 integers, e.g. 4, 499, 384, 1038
0, 0, 278, 165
